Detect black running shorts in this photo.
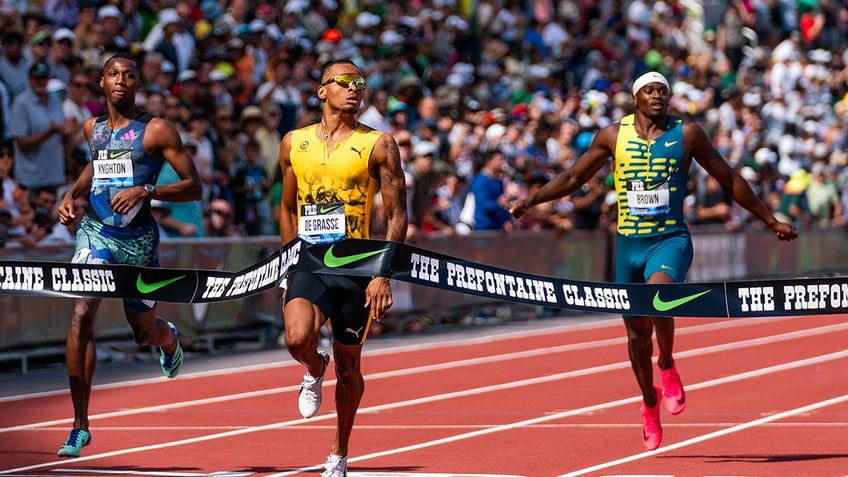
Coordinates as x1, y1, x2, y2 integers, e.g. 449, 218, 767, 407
284, 270, 372, 345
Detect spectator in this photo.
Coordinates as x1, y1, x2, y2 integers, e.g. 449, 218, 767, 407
0, 30, 30, 98
155, 135, 206, 238
0, 141, 43, 248
8, 62, 75, 191
232, 105, 264, 164
569, 169, 609, 230
469, 149, 514, 231
0, 141, 32, 235
254, 102, 283, 180
62, 71, 93, 166
207, 66, 235, 110
407, 141, 440, 237
207, 104, 237, 201
140, 52, 169, 94
184, 108, 215, 204
204, 198, 242, 236
161, 94, 184, 128
96, 5, 127, 53
31, 185, 58, 223
80, 63, 105, 117
254, 57, 302, 136
72, 1, 99, 52
357, 88, 389, 132
512, 173, 549, 231
692, 174, 733, 226
774, 168, 812, 227
806, 162, 842, 226
144, 8, 195, 73
44, 0, 79, 30
230, 138, 271, 235
226, 37, 255, 108
174, 69, 201, 113
47, 28, 75, 84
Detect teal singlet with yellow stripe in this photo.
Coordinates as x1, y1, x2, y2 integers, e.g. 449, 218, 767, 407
613, 114, 687, 236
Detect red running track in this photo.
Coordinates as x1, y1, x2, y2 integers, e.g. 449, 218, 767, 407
2, 313, 848, 476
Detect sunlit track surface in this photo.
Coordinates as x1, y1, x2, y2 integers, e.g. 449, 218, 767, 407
2, 314, 848, 476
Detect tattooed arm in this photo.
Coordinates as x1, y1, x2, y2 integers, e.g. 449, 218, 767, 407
370, 132, 408, 243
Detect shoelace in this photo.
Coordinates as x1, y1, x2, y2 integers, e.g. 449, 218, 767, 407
300, 376, 320, 397
65, 429, 84, 447
324, 455, 346, 474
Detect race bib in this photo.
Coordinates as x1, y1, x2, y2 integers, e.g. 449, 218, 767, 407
92, 149, 134, 188
626, 180, 670, 216
298, 202, 346, 244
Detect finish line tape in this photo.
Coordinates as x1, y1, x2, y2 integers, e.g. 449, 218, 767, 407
0, 238, 845, 318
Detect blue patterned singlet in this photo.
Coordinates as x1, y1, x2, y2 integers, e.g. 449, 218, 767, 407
88, 113, 162, 227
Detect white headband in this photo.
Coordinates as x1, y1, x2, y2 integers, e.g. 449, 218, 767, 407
631, 71, 670, 96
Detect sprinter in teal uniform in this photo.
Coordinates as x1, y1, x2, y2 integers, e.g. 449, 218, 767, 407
55, 53, 201, 458
510, 71, 796, 450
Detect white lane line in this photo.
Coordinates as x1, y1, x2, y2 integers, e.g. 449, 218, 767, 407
28, 421, 848, 433
0, 316, 618, 404
53, 469, 253, 476
559, 393, 848, 477
264, 349, 848, 476
0, 314, 795, 404
4, 319, 843, 435
3, 320, 846, 475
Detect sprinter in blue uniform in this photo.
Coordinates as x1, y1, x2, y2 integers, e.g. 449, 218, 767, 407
55, 53, 201, 458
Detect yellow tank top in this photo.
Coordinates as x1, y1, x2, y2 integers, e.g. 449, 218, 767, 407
613, 114, 687, 236
290, 123, 381, 242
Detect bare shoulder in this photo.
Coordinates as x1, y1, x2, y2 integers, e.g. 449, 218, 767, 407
681, 119, 710, 144
375, 131, 400, 163
598, 122, 620, 139
280, 129, 294, 147
278, 130, 294, 162
591, 123, 620, 149
147, 118, 180, 139
82, 116, 98, 137
144, 116, 182, 150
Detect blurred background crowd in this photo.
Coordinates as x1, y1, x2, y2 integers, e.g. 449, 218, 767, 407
1, 0, 848, 248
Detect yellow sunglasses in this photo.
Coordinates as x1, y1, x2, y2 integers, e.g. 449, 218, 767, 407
320, 73, 366, 90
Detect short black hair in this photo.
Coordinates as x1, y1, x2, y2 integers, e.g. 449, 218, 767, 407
319, 59, 359, 82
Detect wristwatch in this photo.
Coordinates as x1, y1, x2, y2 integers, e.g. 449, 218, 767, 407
143, 184, 155, 197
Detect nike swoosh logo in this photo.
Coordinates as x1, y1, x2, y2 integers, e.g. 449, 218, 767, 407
136, 274, 186, 294
660, 264, 674, 271
652, 290, 710, 312
109, 151, 126, 159
319, 204, 341, 214
664, 140, 678, 147
646, 181, 665, 190
323, 244, 388, 268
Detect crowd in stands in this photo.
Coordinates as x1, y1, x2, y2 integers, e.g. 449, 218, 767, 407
1, 0, 848, 248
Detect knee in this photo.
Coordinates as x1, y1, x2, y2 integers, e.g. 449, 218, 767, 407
334, 361, 362, 386
625, 325, 653, 347
283, 327, 313, 352
69, 302, 98, 336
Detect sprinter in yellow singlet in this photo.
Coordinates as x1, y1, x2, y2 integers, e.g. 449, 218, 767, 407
510, 71, 796, 451
278, 59, 407, 477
